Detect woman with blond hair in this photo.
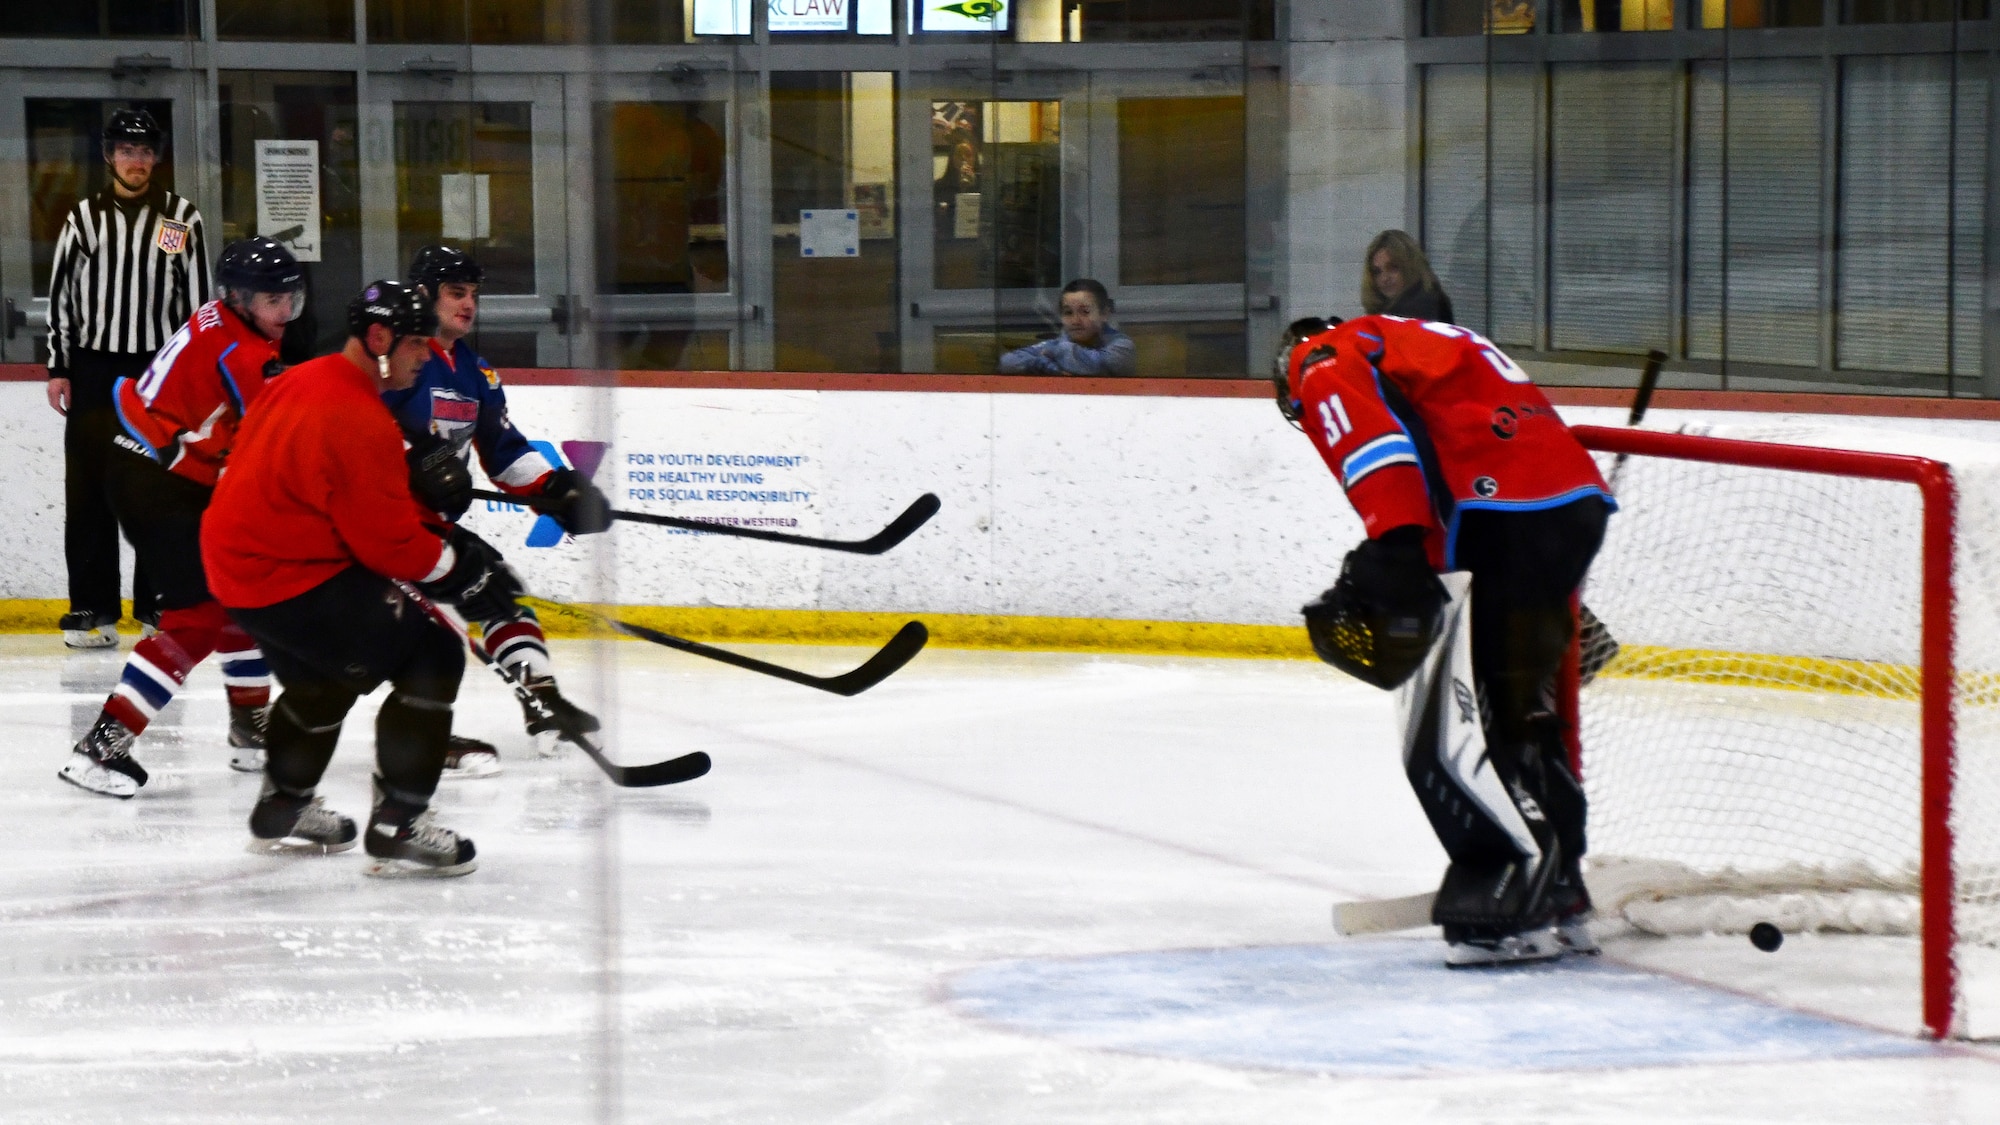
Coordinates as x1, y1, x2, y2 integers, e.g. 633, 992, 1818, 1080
1362, 230, 1455, 323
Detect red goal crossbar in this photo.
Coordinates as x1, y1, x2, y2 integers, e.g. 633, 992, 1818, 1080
1564, 424, 1961, 1039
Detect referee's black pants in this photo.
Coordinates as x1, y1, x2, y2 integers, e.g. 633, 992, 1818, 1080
64, 349, 157, 622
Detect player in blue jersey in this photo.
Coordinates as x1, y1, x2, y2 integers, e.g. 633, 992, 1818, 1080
385, 245, 612, 773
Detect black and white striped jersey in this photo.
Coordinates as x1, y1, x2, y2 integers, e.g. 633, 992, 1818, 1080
45, 186, 212, 373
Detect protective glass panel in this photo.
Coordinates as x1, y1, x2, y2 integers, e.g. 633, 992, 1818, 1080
393, 102, 537, 294
930, 99, 1060, 291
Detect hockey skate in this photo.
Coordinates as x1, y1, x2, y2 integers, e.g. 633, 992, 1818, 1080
1555, 909, 1601, 955
520, 675, 600, 758
247, 782, 357, 855
1443, 925, 1566, 969
441, 733, 502, 779
227, 703, 269, 772
59, 610, 118, 650
57, 714, 147, 798
365, 781, 477, 877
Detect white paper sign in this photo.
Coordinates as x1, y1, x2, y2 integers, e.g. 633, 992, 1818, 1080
440, 173, 491, 240
953, 192, 981, 240
799, 209, 859, 258
255, 139, 321, 263
769, 0, 848, 31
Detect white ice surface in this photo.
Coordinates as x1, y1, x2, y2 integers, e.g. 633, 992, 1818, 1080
3, 636, 1999, 1123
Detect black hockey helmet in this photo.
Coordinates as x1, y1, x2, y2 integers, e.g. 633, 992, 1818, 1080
1273, 316, 1337, 428
102, 108, 164, 157
408, 244, 485, 293
217, 236, 307, 322
347, 280, 438, 353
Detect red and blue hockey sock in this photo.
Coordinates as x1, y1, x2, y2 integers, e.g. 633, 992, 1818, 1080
216, 624, 272, 711
100, 602, 228, 735
484, 610, 552, 682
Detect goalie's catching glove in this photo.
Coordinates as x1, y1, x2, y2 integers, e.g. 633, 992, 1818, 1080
539, 467, 612, 535
419, 526, 523, 623
406, 430, 472, 521
1303, 525, 1447, 690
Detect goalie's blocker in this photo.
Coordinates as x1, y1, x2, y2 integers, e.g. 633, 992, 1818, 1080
1303, 526, 1446, 690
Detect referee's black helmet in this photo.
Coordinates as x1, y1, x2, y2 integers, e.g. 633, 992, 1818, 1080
408, 244, 484, 293
348, 280, 438, 345
102, 108, 164, 157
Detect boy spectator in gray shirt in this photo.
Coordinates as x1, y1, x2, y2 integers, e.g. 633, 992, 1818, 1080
1000, 279, 1136, 377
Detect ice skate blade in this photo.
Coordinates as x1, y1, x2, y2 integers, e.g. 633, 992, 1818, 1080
63, 628, 119, 650
1443, 930, 1566, 969
57, 757, 140, 799
229, 749, 266, 773
245, 835, 357, 856
1557, 915, 1601, 956
363, 856, 478, 878
440, 756, 503, 780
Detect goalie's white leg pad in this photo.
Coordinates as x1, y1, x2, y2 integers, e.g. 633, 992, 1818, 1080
1444, 927, 1565, 968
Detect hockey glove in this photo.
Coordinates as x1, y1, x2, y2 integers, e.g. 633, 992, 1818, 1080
1303, 526, 1447, 690
406, 431, 473, 522
419, 526, 524, 624
540, 467, 612, 535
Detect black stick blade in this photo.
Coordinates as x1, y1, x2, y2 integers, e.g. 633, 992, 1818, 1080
590, 748, 712, 788
607, 616, 928, 696
853, 494, 942, 555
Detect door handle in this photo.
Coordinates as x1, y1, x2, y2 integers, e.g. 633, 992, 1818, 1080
552, 295, 590, 336
3, 298, 24, 341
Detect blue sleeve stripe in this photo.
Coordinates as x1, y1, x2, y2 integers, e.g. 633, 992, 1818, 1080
1340, 434, 1418, 483
110, 378, 160, 459
1344, 451, 1419, 488
216, 342, 244, 415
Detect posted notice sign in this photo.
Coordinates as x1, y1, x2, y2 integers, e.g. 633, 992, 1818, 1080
255, 139, 321, 262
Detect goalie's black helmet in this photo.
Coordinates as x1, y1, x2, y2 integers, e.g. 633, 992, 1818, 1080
1273, 316, 1337, 428
217, 236, 305, 293
408, 244, 484, 292
347, 280, 438, 342
102, 108, 164, 156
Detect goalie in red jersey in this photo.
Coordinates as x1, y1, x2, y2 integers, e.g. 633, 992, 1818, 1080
1275, 314, 1614, 967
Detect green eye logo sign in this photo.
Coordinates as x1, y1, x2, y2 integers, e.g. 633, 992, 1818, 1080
937, 0, 1003, 18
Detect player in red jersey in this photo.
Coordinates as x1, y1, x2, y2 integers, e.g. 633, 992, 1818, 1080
57, 236, 302, 799
1276, 314, 1614, 966
203, 280, 517, 875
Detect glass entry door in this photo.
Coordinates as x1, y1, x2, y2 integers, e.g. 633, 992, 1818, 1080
0, 68, 199, 364
362, 72, 572, 368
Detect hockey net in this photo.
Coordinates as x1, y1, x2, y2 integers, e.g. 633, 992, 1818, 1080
1563, 422, 2000, 1040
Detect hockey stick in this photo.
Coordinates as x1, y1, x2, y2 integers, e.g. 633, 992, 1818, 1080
520, 595, 928, 698
1607, 348, 1668, 486
470, 488, 942, 556
1334, 892, 1437, 936
396, 583, 712, 788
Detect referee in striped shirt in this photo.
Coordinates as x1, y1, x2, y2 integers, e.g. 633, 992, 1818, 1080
45, 108, 210, 648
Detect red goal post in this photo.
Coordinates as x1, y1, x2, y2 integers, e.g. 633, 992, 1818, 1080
1560, 424, 1961, 1040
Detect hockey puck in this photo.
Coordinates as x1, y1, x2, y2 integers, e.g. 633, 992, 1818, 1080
1749, 922, 1784, 952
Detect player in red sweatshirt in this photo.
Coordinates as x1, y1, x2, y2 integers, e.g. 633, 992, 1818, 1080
58, 236, 300, 799
1276, 314, 1613, 966
203, 281, 519, 876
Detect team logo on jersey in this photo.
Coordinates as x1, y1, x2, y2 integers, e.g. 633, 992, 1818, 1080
156, 219, 190, 255
1472, 475, 1499, 498
428, 389, 481, 448
1490, 406, 1518, 439
480, 363, 500, 389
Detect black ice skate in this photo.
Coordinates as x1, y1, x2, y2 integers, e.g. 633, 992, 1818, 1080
227, 703, 269, 773
519, 674, 600, 759
247, 781, 358, 855
364, 780, 477, 878
57, 714, 147, 798
59, 609, 118, 650
442, 733, 502, 780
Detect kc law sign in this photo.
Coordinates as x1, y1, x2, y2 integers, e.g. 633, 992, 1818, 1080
769, 0, 848, 30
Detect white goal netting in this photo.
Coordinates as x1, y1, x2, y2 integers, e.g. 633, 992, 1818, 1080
1573, 421, 2000, 1037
